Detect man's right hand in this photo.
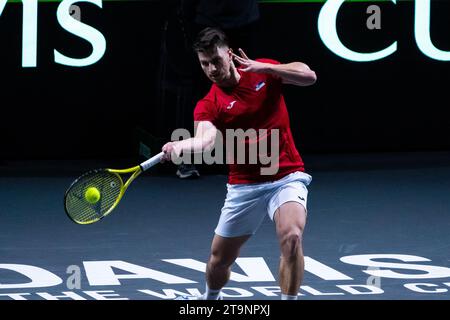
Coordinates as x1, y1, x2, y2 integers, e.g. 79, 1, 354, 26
161, 142, 181, 163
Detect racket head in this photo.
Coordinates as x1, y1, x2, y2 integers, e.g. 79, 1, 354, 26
64, 169, 124, 224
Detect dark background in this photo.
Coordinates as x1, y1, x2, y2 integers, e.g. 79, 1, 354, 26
1, 0, 449, 161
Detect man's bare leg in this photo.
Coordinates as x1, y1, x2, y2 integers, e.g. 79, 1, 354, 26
274, 202, 307, 299
205, 234, 251, 299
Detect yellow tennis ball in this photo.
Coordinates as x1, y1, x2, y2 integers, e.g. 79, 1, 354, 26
85, 187, 101, 204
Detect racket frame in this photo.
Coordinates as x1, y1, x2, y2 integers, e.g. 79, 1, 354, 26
64, 152, 164, 225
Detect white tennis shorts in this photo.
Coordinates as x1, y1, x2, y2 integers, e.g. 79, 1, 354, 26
215, 171, 312, 238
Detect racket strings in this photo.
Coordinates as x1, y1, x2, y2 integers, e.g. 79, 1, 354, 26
65, 171, 122, 223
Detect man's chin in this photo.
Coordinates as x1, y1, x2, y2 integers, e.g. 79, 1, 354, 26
210, 77, 222, 85
210, 74, 229, 86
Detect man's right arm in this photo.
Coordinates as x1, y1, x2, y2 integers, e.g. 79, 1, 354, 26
161, 121, 217, 162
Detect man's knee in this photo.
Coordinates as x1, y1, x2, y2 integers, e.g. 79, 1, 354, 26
208, 235, 250, 270
209, 248, 237, 269
280, 229, 303, 259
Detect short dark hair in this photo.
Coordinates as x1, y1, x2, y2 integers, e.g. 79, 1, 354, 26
193, 27, 229, 54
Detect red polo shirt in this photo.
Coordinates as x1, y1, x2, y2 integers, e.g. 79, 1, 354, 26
194, 59, 305, 184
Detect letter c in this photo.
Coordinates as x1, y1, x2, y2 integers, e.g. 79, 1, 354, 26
318, 0, 397, 62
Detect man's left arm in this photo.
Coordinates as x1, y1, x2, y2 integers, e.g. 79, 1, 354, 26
265, 62, 317, 86
232, 49, 317, 86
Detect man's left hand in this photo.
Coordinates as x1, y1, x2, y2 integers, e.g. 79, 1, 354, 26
232, 49, 268, 73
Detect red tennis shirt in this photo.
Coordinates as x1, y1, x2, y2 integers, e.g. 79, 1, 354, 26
194, 59, 305, 184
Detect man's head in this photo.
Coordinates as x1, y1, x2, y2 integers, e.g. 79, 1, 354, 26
193, 28, 236, 86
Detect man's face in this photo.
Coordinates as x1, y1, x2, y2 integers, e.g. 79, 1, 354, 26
197, 46, 233, 85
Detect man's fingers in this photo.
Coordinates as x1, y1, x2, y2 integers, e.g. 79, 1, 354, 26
232, 53, 245, 63
233, 55, 250, 68
238, 48, 249, 60
232, 52, 253, 71
162, 143, 174, 162
232, 52, 249, 63
161, 150, 170, 162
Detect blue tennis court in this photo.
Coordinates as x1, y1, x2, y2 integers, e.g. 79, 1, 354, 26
1, 152, 449, 300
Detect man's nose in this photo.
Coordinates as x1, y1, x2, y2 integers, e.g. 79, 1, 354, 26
208, 64, 217, 73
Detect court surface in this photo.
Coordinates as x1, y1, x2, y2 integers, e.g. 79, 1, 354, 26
1, 152, 449, 300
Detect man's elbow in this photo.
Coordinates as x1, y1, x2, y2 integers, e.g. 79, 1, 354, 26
293, 62, 317, 86
306, 70, 317, 85
299, 67, 317, 86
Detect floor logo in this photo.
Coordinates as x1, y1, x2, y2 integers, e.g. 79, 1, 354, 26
0, 254, 449, 299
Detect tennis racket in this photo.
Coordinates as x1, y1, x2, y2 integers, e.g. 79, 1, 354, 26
64, 152, 164, 225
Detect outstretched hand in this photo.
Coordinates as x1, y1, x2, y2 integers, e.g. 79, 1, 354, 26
232, 48, 268, 73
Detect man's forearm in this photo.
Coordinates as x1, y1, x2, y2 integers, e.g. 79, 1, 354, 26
265, 62, 317, 86
175, 137, 214, 155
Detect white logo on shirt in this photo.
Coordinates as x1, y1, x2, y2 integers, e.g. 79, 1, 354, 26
255, 81, 266, 91
227, 100, 237, 110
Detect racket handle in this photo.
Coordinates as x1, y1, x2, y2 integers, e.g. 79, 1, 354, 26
140, 152, 164, 172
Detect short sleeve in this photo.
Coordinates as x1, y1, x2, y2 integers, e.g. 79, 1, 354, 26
255, 58, 282, 84
194, 99, 219, 125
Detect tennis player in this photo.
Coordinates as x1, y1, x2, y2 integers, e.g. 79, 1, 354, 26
162, 27, 316, 300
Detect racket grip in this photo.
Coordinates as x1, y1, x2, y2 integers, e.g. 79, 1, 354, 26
140, 152, 164, 171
